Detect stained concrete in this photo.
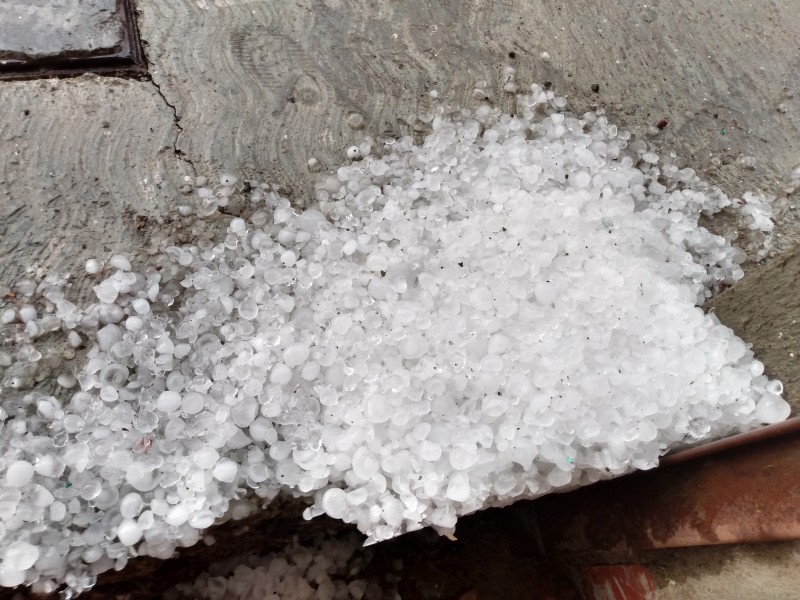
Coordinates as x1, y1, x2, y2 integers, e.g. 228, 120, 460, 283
707, 245, 800, 409
649, 541, 800, 600
1, 0, 799, 596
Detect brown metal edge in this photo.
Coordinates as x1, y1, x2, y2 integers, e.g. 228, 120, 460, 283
660, 416, 800, 466
0, 0, 147, 81
533, 425, 800, 560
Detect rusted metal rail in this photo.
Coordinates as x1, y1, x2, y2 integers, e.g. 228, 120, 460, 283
534, 417, 800, 557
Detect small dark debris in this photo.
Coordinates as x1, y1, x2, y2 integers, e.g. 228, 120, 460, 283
543, 81, 552, 89
591, 83, 600, 93
656, 118, 669, 130
508, 51, 516, 59
22, 109, 29, 116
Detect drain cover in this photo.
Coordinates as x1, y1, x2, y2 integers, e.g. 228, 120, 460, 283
0, 0, 145, 79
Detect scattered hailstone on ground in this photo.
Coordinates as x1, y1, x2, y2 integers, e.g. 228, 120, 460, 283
168, 534, 398, 600
0, 81, 789, 595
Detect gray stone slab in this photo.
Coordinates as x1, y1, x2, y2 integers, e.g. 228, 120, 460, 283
0, 0, 123, 59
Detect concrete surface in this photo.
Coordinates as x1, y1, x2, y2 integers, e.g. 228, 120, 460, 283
0, 0, 122, 58
648, 541, 800, 600
707, 245, 800, 408
1, 0, 800, 596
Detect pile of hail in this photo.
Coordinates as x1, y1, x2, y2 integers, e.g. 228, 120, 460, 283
168, 533, 399, 600
0, 81, 789, 595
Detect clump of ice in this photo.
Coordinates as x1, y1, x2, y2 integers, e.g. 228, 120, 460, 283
169, 534, 397, 600
0, 83, 788, 595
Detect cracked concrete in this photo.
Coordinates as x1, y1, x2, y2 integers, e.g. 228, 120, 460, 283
147, 74, 196, 176
0, 75, 189, 302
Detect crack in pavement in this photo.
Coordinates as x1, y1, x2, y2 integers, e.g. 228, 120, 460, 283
147, 74, 197, 177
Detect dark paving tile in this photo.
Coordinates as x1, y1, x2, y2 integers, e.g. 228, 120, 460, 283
0, 0, 145, 79
1, 0, 123, 58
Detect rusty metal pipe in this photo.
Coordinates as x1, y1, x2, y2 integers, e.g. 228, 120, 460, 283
660, 415, 800, 466
534, 416, 800, 556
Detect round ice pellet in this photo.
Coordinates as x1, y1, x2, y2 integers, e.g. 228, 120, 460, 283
755, 396, 791, 424
192, 447, 220, 469
4, 541, 39, 571
0, 567, 25, 587
321, 488, 348, 519
120, 493, 144, 519
18, 305, 37, 323
182, 392, 205, 415
166, 505, 189, 526
109, 255, 131, 271
547, 468, 573, 488
283, 343, 310, 367
49, 501, 67, 521
56, 373, 77, 389
126, 463, 157, 491
117, 519, 143, 546
366, 394, 393, 423
750, 361, 765, 376
84, 259, 102, 274
352, 448, 379, 480
80, 480, 102, 501
449, 447, 478, 470
445, 473, 471, 502
346, 487, 369, 506
212, 458, 238, 483
249, 418, 278, 444
30, 484, 54, 507
238, 300, 258, 320
131, 298, 150, 315
269, 363, 293, 385
398, 334, 428, 360
342, 239, 358, 255
766, 380, 784, 395
300, 361, 320, 381
138, 510, 155, 530
188, 510, 215, 529
6, 460, 34, 487
247, 463, 270, 482
573, 171, 592, 187
418, 441, 442, 461
330, 315, 352, 334
157, 391, 182, 412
